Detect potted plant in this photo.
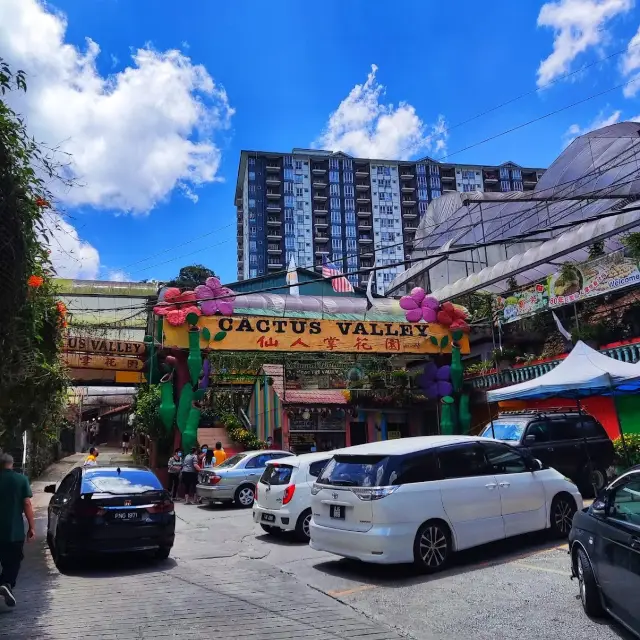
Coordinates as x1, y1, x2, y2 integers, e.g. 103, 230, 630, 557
491, 347, 518, 368
368, 373, 386, 389
391, 370, 408, 389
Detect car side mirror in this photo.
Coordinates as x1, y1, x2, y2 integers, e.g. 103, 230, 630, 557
591, 496, 608, 517
525, 434, 536, 444
44, 484, 56, 494
528, 458, 543, 472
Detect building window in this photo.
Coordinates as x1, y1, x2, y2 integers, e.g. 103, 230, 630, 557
345, 225, 356, 237
331, 210, 341, 223
296, 187, 303, 197
430, 176, 441, 189
249, 241, 257, 251
284, 208, 294, 221
331, 224, 342, 237
284, 155, 293, 166
248, 198, 256, 208
329, 170, 340, 183
284, 168, 294, 180
431, 189, 441, 199
294, 174, 303, 183
500, 180, 511, 192
249, 171, 256, 181
285, 195, 295, 207
295, 160, 303, 170
249, 254, 257, 265
344, 185, 354, 197
417, 175, 427, 188
343, 171, 353, 183
416, 164, 426, 175
285, 237, 295, 249
418, 201, 428, 215
342, 159, 353, 171
330, 183, 340, 196
248, 157, 256, 166
418, 189, 428, 200
332, 238, 343, 250
345, 198, 355, 210
345, 210, 356, 224
511, 168, 522, 180
499, 167, 510, 180
297, 214, 304, 224
330, 197, 340, 210
285, 223, 295, 234
284, 182, 293, 194
329, 157, 340, 170
346, 238, 357, 251
513, 180, 523, 191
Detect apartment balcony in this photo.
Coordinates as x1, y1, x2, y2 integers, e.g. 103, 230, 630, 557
266, 191, 281, 199
402, 197, 416, 206
404, 224, 418, 232
267, 261, 283, 269
401, 185, 416, 192
484, 173, 499, 183
313, 207, 328, 215
403, 211, 418, 219
400, 171, 415, 180
266, 231, 282, 240
315, 248, 330, 256
312, 166, 327, 175
355, 167, 369, 177
440, 174, 455, 182
358, 222, 372, 230
361, 250, 374, 258
267, 217, 282, 226
267, 245, 282, 254
265, 176, 281, 186
314, 219, 328, 228
313, 192, 328, 201
357, 209, 372, 217
266, 203, 282, 212
312, 179, 327, 189
359, 236, 373, 244
360, 261, 374, 269
356, 182, 370, 191
315, 234, 329, 243
266, 164, 281, 173
356, 195, 371, 203
523, 179, 537, 186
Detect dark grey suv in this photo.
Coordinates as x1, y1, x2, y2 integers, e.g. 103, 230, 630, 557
480, 409, 613, 497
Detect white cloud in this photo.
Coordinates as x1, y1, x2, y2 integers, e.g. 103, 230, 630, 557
621, 24, 640, 96
315, 64, 447, 160
42, 213, 100, 279
106, 269, 130, 282
0, 0, 234, 214
536, 0, 634, 87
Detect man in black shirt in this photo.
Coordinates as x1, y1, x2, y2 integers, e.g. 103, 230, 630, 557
121, 430, 131, 455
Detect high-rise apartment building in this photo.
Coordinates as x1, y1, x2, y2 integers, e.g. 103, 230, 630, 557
234, 149, 545, 292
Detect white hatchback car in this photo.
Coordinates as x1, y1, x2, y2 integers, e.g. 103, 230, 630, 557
253, 452, 333, 542
309, 435, 583, 572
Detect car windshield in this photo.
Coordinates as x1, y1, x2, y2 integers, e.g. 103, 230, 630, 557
480, 420, 526, 442
217, 453, 247, 469
81, 469, 162, 494
316, 455, 390, 487
260, 464, 293, 485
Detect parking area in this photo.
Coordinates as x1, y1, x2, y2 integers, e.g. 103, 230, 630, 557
173, 501, 633, 640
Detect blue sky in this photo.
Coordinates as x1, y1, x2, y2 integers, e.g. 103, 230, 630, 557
2, 0, 640, 284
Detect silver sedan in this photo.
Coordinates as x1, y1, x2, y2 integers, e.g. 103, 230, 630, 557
196, 450, 290, 507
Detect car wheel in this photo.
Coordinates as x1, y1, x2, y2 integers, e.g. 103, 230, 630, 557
51, 537, 72, 573
550, 494, 576, 538
260, 524, 277, 534
576, 547, 605, 618
155, 546, 171, 560
413, 520, 452, 574
234, 484, 255, 508
295, 509, 312, 542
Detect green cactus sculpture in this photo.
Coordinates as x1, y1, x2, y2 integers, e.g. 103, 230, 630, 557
183, 403, 201, 452
176, 384, 195, 435
458, 392, 471, 434
158, 371, 176, 433
440, 396, 455, 435
450, 344, 463, 393
187, 327, 203, 386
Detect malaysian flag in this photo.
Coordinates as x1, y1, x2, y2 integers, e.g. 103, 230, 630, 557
322, 257, 354, 293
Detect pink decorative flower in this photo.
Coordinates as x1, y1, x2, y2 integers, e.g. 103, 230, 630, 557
399, 287, 440, 322
196, 279, 236, 316
153, 289, 201, 325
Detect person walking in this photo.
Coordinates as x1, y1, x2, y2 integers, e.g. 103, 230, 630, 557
121, 430, 131, 455
213, 442, 227, 466
181, 447, 201, 505
0, 452, 35, 608
167, 449, 183, 500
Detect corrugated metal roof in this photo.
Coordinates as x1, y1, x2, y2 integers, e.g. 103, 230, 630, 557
234, 307, 403, 322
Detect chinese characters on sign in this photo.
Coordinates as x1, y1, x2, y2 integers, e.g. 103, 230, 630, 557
62, 353, 144, 371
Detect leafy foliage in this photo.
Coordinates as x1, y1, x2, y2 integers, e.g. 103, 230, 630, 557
621, 232, 640, 263
613, 434, 640, 469
0, 59, 68, 458
168, 264, 215, 289
588, 241, 605, 260
218, 411, 266, 450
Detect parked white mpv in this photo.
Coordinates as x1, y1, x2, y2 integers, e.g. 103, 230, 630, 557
309, 435, 583, 572
253, 452, 333, 542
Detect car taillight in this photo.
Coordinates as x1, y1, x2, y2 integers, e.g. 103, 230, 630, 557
148, 499, 174, 514
351, 486, 398, 501
208, 474, 221, 485
283, 485, 296, 505
75, 503, 104, 517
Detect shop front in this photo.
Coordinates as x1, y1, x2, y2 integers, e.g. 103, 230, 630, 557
286, 409, 348, 454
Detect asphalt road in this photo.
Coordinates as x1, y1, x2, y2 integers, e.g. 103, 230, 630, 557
173, 500, 634, 640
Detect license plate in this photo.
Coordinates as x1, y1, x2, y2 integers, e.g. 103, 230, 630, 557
113, 511, 140, 520
330, 505, 345, 519
262, 513, 275, 523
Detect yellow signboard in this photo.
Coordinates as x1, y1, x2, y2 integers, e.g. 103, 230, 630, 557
163, 315, 469, 355
64, 336, 147, 355
62, 352, 144, 371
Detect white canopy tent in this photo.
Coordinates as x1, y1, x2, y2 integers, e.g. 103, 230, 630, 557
486, 341, 640, 402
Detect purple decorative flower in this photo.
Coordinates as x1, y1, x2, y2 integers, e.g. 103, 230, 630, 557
196, 279, 236, 316
399, 287, 440, 323
417, 362, 452, 399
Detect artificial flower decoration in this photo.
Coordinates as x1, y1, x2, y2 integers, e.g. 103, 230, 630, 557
27, 275, 44, 288
195, 276, 236, 316
153, 287, 201, 326
417, 362, 453, 399
35, 197, 50, 208
399, 287, 439, 322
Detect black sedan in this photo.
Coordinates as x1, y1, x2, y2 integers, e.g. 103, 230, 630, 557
45, 464, 175, 570
569, 467, 640, 637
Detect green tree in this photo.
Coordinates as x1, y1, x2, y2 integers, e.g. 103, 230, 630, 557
0, 59, 68, 467
168, 264, 215, 289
